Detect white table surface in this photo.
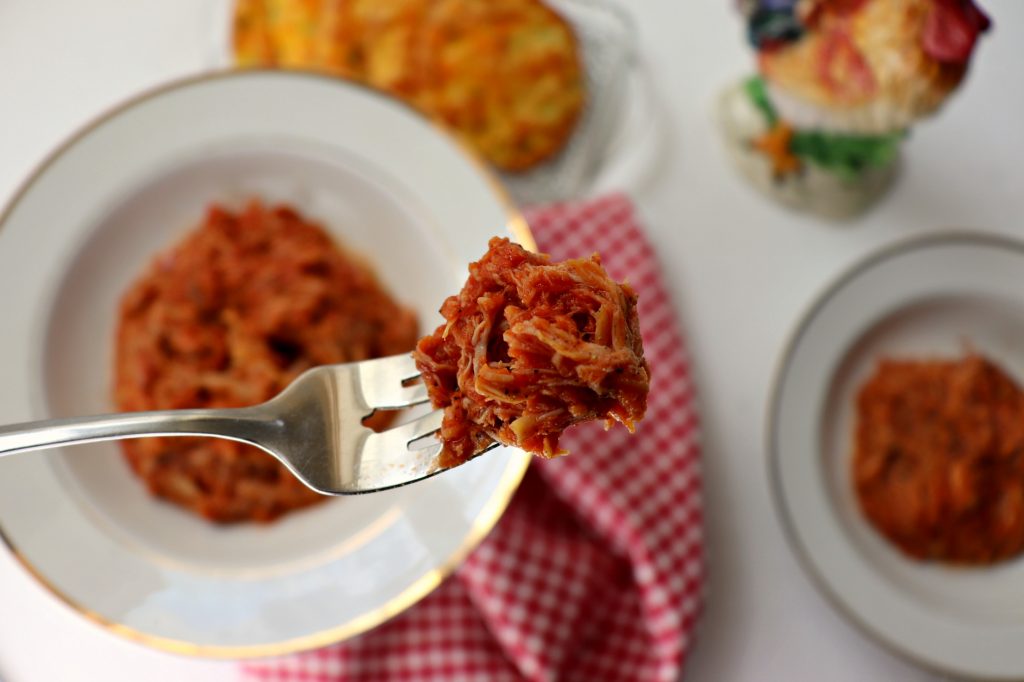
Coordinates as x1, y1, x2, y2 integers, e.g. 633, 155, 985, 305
0, 1, 1020, 680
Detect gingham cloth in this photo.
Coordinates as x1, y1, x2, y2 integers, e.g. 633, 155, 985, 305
244, 194, 704, 681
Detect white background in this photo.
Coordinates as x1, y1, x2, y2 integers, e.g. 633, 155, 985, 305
0, 1, 1020, 680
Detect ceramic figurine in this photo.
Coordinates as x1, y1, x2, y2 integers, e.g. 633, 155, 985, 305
720, 0, 991, 219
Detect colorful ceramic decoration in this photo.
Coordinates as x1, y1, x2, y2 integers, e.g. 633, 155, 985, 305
720, 0, 991, 219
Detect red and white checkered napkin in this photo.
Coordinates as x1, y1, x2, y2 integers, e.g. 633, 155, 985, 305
244, 194, 704, 681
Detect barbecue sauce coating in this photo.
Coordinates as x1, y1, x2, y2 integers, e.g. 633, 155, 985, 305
415, 237, 650, 467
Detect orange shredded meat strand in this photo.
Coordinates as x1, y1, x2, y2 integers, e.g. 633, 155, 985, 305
115, 201, 418, 523
853, 354, 1024, 564
414, 237, 650, 467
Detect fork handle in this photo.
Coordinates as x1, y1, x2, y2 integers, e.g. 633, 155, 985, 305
0, 407, 278, 458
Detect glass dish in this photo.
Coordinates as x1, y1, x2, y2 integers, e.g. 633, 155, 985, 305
204, 0, 652, 206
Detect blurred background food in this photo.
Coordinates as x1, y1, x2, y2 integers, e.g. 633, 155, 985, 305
115, 201, 418, 523
233, 0, 586, 172
853, 353, 1024, 565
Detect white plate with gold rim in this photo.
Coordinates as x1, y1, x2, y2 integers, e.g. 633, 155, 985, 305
0, 70, 530, 658
770, 234, 1024, 680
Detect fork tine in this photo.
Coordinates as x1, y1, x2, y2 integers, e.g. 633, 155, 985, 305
393, 382, 431, 407
363, 353, 420, 379
360, 410, 444, 463
352, 414, 445, 491
356, 354, 432, 410
394, 409, 444, 445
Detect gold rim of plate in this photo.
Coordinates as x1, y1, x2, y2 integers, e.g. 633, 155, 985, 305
0, 68, 533, 659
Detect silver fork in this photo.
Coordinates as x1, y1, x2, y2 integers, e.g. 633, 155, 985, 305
0, 354, 496, 494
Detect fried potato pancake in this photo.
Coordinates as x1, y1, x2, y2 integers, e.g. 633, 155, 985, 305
233, 0, 584, 171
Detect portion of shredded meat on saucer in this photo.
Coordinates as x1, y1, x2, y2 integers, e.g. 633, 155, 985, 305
854, 354, 1024, 564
